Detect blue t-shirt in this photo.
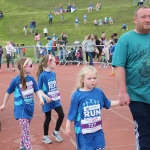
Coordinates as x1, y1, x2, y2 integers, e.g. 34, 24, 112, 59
48, 40, 53, 50
112, 30, 150, 103
110, 45, 116, 55
67, 88, 111, 150
37, 71, 61, 112
7, 75, 39, 119
49, 13, 53, 19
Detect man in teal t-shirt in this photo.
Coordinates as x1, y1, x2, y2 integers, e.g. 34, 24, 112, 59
112, 6, 150, 150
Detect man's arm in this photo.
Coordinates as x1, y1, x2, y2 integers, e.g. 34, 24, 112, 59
115, 67, 130, 106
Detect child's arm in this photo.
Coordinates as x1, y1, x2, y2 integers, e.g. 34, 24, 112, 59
0, 93, 11, 111
35, 91, 44, 106
65, 119, 73, 138
111, 100, 120, 106
39, 90, 52, 103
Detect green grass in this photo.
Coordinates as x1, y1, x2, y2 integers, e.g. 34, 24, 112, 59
0, 0, 148, 59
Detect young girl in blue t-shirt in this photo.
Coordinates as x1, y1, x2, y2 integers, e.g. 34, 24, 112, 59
36, 54, 64, 144
65, 66, 120, 150
0, 57, 48, 150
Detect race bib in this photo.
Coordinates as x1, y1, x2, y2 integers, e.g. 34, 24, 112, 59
19, 81, 34, 104
81, 116, 102, 134
48, 90, 60, 101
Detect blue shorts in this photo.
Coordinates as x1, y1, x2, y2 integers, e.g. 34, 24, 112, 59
129, 101, 150, 150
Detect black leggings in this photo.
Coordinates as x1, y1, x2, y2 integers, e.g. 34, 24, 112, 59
44, 106, 64, 135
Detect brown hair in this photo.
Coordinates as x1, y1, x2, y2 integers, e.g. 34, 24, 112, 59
36, 55, 54, 79
17, 57, 30, 90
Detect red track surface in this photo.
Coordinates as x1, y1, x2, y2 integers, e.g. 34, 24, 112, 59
0, 63, 136, 150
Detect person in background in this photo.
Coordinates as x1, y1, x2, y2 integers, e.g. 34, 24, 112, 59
5, 41, 16, 71
31, 19, 36, 34
36, 55, 64, 144
112, 6, 150, 150
48, 12, 53, 24
65, 66, 119, 150
61, 14, 64, 23
43, 27, 48, 39
85, 34, 96, 66
0, 10, 3, 18
75, 17, 79, 28
83, 14, 87, 24
34, 33, 40, 42
82, 36, 88, 62
122, 24, 128, 30
29, 21, 33, 34
0, 57, 46, 150
0, 45, 3, 72
109, 38, 118, 76
23, 25, 27, 35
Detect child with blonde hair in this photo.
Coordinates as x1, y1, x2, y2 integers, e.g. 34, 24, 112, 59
36, 55, 64, 144
65, 66, 120, 150
0, 57, 49, 150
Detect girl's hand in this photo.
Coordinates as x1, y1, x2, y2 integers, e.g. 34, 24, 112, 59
45, 97, 52, 103
0, 104, 5, 111
65, 128, 72, 139
39, 100, 44, 106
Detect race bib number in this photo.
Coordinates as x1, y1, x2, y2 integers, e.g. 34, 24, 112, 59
19, 81, 34, 104
81, 116, 102, 134
48, 90, 60, 101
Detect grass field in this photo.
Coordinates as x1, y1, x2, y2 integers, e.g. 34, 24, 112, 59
0, 0, 149, 58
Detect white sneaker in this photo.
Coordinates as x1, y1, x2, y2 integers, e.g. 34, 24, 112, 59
52, 131, 63, 142
42, 135, 52, 144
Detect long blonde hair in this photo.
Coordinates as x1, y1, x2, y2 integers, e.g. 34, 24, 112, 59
17, 57, 30, 90
75, 66, 98, 89
36, 54, 54, 79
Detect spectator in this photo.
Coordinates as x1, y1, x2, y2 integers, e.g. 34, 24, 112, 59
109, 16, 113, 24
52, 33, 58, 42
61, 14, 64, 23
43, 27, 48, 39
94, 35, 102, 61
96, 2, 101, 11
122, 24, 128, 30
94, 19, 98, 26
109, 38, 118, 76
104, 17, 108, 25
48, 12, 53, 24
47, 38, 53, 54
86, 34, 96, 66
31, 19, 36, 34
82, 36, 88, 62
36, 41, 44, 58
99, 19, 103, 25
71, 4, 77, 13
66, 3, 71, 12
23, 25, 27, 35
34, 33, 40, 42
21, 44, 26, 56
75, 17, 79, 28
60, 31, 67, 45
88, 3, 94, 12
57, 38, 65, 61
83, 14, 87, 24
138, 0, 144, 6
0, 45, 3, 72
0, 10, 3, 18
74, 39, 80, 45
5, 41, 16, 71
29, 21, 33, 34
